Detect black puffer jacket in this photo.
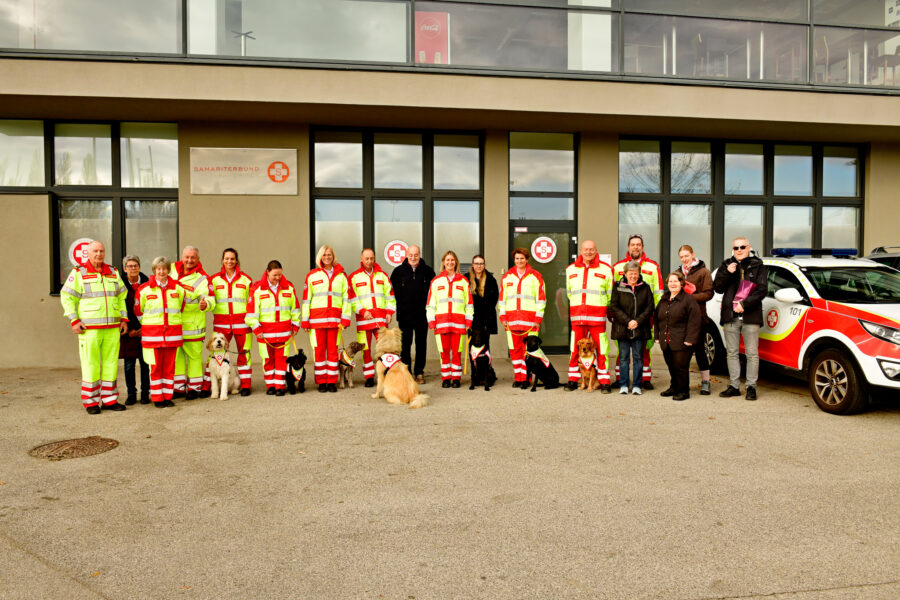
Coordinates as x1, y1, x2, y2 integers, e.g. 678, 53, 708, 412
390, 258, 436, 327
713, 254, 768, 326
468, 270, 499, 335
654, 291, 702, 351
609, 278, 654, 341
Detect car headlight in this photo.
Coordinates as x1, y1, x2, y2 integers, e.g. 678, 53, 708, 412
859, 320, 900, 345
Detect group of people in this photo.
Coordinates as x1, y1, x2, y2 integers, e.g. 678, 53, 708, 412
61, 235, 766, 413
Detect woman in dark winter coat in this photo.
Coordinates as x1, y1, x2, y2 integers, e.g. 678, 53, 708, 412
678, 245, 715, 395
655, 270, 702, 401
609, 261, 654, 395
467, 254, 500, 347
120, 255, 150, 405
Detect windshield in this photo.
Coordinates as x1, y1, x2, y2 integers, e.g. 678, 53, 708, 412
803, 266, 900, 303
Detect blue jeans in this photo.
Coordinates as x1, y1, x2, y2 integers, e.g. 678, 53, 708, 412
617, 338, 645, 390
123, 355, 150, 398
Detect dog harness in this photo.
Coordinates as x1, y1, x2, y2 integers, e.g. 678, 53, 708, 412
469, 344, 492, 365
379, 353, 401, 372
525, 347, 551, 368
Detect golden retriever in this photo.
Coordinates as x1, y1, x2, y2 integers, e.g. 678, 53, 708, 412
576, 337, 598, 392
370, 327, 428, 409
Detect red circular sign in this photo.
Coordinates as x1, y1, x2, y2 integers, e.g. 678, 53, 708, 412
384, 240, 409, 267
531, 236, 557, 264
767, 308, 779, 328
267, 161, 290, 183
69, 238, 94, 267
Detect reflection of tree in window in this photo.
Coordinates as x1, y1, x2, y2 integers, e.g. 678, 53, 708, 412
671, 152, 711, 194
618, 151, 660, 193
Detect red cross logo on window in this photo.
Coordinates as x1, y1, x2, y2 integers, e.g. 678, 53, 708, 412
267, 161, 290, 183
531, 236, 557, 264
384, 240, 408, 267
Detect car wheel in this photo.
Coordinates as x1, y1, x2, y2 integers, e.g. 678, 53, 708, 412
808, 349, 868, 415
704, 325, 727, 375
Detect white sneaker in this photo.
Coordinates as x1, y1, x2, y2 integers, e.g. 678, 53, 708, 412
632, 388, 642, 395
619, 386, 628, 394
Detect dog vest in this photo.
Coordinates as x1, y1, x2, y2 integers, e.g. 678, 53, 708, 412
211, 351, 229, 367
289, 364, 305, 380
469, 345, 492, 365
525, 347, 551, 368
339, 349, 356, 367
579, 355, 596, 371
379, 353, 401, 372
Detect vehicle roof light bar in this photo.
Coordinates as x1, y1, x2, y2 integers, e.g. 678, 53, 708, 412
771, 248, 858, 258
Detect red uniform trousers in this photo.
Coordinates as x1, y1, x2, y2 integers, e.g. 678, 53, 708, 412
311, 328, 340, 384
148, 347, 178, 404
218, 326, 252, 389
360, 328, 378, 381
436, 332, 463, 382
262, 342, 287, 391
567, 324, 611, 385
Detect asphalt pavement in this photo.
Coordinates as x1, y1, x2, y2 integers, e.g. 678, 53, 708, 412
1, 356, 898, 600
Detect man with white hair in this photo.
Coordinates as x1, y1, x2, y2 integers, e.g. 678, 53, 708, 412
170, 246, 214, 399
60, 241, 129, 414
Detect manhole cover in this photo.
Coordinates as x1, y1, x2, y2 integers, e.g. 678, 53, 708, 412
29, 437, 119, 461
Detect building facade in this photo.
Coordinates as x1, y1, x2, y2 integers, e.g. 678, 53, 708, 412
1, 0, 898, 365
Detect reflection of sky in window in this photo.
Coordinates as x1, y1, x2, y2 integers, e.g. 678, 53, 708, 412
725, 153, 764, 195
724, 204, 764, 255
774, 150, 812, 196
617, 203, 660, 260
315, 198, 362, 221
0, 0, 181, 52
375, 200, 422, 223
435, 200, 479, 223
822, 153, 857, 197
54, 125, 112, 186
822, 206, 858, 248
510, 196, 573, 220
434, 146, 479, 190
0, 120, 44, 186
315, 143, 362, 188
239, 0, 407, 61
509, 149, 574, 192
121, 125, 178, 188
374, 143, 423, 189
773, 205, 812, 247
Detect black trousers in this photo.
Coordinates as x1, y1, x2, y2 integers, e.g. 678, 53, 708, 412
661, 346, 691, 396
689, 335, 710, 371
400, 320, 428, 376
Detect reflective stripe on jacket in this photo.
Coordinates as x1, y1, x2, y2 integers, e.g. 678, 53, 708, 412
60, 263, 127, 330
613, 254, 664, 306
246, 277, 301, 344
498, 266, 546, 331
301, 264, 351, 329
566, 255, 613, 328
426, 271, 473, 334
211, 267, 253, 331
170, 261, 215, 340
348, 263, 396, 330
134, 278, 191, 348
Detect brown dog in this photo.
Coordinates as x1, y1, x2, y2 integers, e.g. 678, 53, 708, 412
337, 341, 366, 389
576, 337, 598, 392
370, 327, 428, 409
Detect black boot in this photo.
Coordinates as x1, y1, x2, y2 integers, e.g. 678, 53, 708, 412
125, 393, 137, 406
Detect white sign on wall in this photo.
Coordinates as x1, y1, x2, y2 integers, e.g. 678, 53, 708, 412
190, 148, 298, 195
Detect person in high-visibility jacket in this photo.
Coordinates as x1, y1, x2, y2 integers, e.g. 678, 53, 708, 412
426, 250, 473, 388
169, 246, 215, 399
564, 240, 613, 393
60, 240, 129, 414
612, 234, 663, 390
245, 260, 301, 396
211, 247, 253, 396
498, 247, 546, 388
302, 245, 352, 393
135, 256, 195, 407
348, 248, 396, 387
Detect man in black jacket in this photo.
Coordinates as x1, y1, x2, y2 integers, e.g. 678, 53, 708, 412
713, 237, 768, 401
389, 245, 435, 383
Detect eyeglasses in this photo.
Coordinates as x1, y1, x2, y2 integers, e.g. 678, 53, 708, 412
733, 245, 748, 251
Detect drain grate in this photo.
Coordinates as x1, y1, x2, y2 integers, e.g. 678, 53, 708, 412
29, 437, 119, 461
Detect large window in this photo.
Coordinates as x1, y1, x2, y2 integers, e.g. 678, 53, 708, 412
311, 130, 482, 271
619, 139, 864, 273
0, 120, 44, 187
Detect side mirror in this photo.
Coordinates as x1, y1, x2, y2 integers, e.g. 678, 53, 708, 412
774, 288, 804, 304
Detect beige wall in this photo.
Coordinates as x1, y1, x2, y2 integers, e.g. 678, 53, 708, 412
483, 131, 510, 276
0, 195, 81, 367
864, 143, 900, 254
578, 133, 619, 263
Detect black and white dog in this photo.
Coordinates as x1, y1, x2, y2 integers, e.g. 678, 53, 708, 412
468, 328, 497, 391
524, 335, 560, 392
285, 349, 307, 395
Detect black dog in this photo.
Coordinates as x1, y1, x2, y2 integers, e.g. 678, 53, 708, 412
468, 328, 497, 391
285, 350, 307, 394
524, 335, 559, 392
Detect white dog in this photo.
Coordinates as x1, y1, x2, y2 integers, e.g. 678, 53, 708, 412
206, 332, 240, 400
